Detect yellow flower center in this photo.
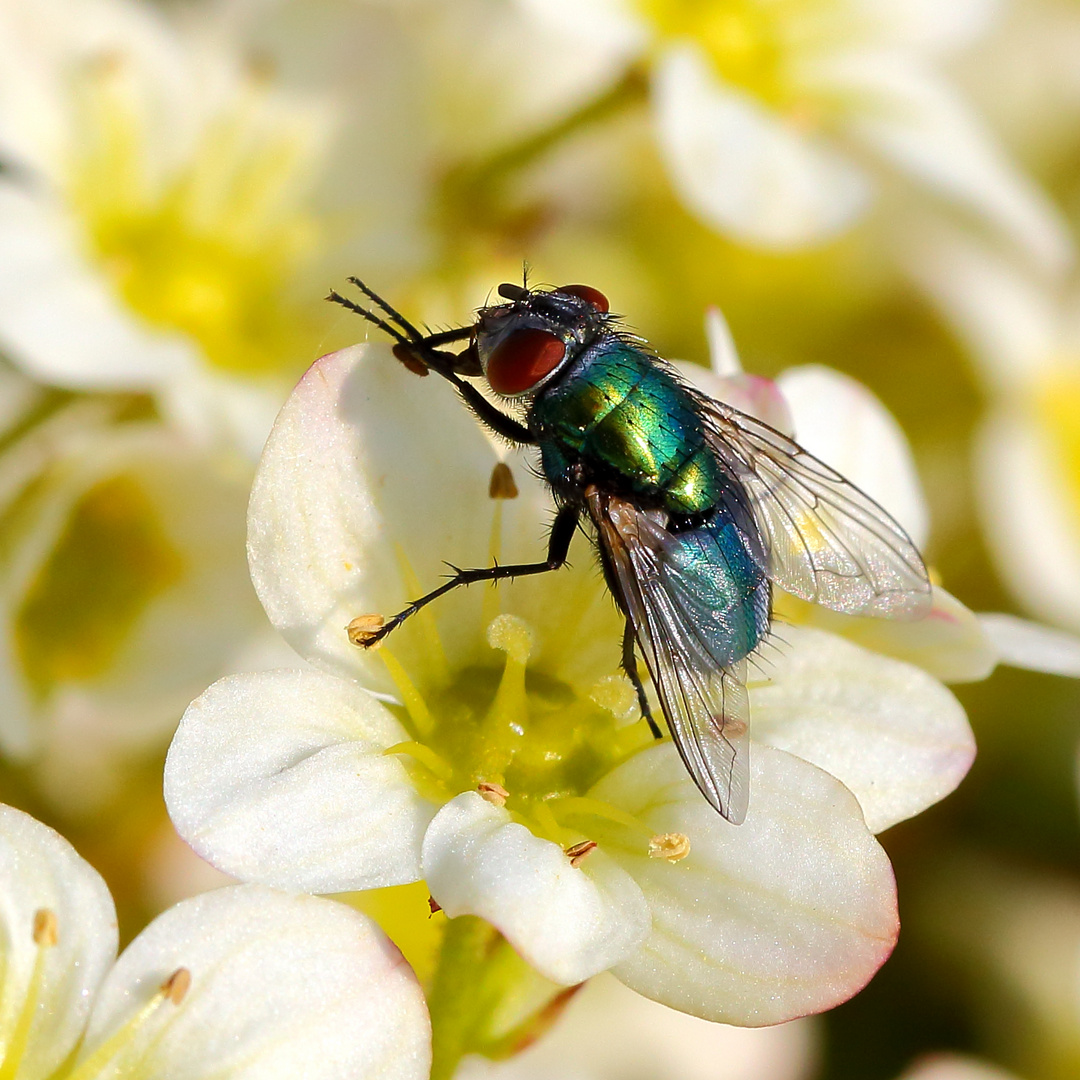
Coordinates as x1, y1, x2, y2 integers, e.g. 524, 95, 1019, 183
15, 474, 184, 697
64, 53, 326, 376
374, 478, 656, 847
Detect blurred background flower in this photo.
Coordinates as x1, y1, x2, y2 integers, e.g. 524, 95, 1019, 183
0, 0, 1079, 1078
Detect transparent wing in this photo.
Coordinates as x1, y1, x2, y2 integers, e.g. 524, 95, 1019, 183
701, 395, 932, 619
589, 491, 754, 824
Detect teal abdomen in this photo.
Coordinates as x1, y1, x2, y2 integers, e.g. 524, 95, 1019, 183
533, 340, 725, 515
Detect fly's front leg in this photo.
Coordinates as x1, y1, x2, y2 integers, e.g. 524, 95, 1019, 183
622, 621, 662, 739
349, 505, 580, 649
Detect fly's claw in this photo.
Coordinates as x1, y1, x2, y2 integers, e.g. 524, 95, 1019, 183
392, 342, 430, 378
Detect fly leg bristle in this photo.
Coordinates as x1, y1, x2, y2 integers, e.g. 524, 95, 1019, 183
346, 277, 425, 341
326, 289, 412, 348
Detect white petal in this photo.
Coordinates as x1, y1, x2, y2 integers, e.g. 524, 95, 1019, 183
899, 1055, 1023, 1080
824, 52, 1073, 272
165, 669, 432, 893
776, 364, 929, 548
704, 306, 742, 377
457, 972, 816, 1080
778, 585, 998, 684
248, 344, 503, 688
0, 803, 117, 1078
751, 626, 975, 833
905, 228, 1061, 394
77, 885, 431, 1080
0, 186, 198, 391
854, 0, 1002, 54
654, 46, 872, 248
421, 792, 650, 985
594, 744, 898, 1025
975, 411, 1080, 633
979, 613, 1080, 677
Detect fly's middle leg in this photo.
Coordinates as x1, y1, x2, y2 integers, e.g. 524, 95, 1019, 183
349, 505, 580, 649
622, 621, 663, 740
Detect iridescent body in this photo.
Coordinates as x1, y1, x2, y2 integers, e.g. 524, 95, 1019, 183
330, 277, 931, 823
532, 337, 770, 665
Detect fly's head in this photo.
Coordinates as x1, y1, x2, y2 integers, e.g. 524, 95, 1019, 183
476, 283, 610, 399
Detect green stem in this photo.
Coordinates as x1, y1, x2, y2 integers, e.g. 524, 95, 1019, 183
427, 916, 501, 1080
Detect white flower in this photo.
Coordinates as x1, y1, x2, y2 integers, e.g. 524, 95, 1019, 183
0, 801, 430, 1079
166, 317, 982, 1028
911, 230, 1080, 642
520, 0, 1070, 266
0, 366, 268, 813
0, 0, 332, 456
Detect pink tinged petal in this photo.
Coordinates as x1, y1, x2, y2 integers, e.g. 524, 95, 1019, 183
421, 792, 650, 985
0, 803, 118, 1078
979, 614, 1080, 677
0, 187, 198, 391
776, 364, 929, 548
751, 627, 975, 833
654, 46, 872, 248
779, 585, 997, 684
675, 358, 794, 437
976, 412, 1080, 634
165, 669, 432, 893
593, 744, 898, 1025
247, 344, 501, 688
77, 886, 431, 1080
822, 52, 1073, 273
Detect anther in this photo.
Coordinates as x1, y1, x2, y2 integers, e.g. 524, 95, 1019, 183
162, 967, 192, 1005
565, 840, 598, 867
33, 908, 58, 947
488, 463, 519, 500
477, 781, 509, 807
648, 833, 691, 862
347, 613, 385, 647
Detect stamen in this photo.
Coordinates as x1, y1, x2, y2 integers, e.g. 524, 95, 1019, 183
649, 833, 691, 862
395, 545, 449, 684
589, 674, 639, 725
60, 964, 191, 1080
481, 615, 534, 777
347, 613, 385, 647
565, 840, 597, 867
488, 463, 519, 500
477, 781, 509, 807
32, 908, 58, 947
383, 740, 455, 783
162, 967, 191, 1005
379, 648, 436, 738
0, 910, 60, 1078
552, 796, 653, 838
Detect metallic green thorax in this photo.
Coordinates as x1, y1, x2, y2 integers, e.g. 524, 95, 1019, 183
531, 337, 726, 515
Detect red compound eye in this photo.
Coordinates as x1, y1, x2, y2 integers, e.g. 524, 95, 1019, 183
486, 328, 567, 395
558, 284, 609, 313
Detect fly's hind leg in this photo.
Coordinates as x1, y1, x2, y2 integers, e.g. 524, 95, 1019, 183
622, 621, 663, 740
349, 505, 579, 649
